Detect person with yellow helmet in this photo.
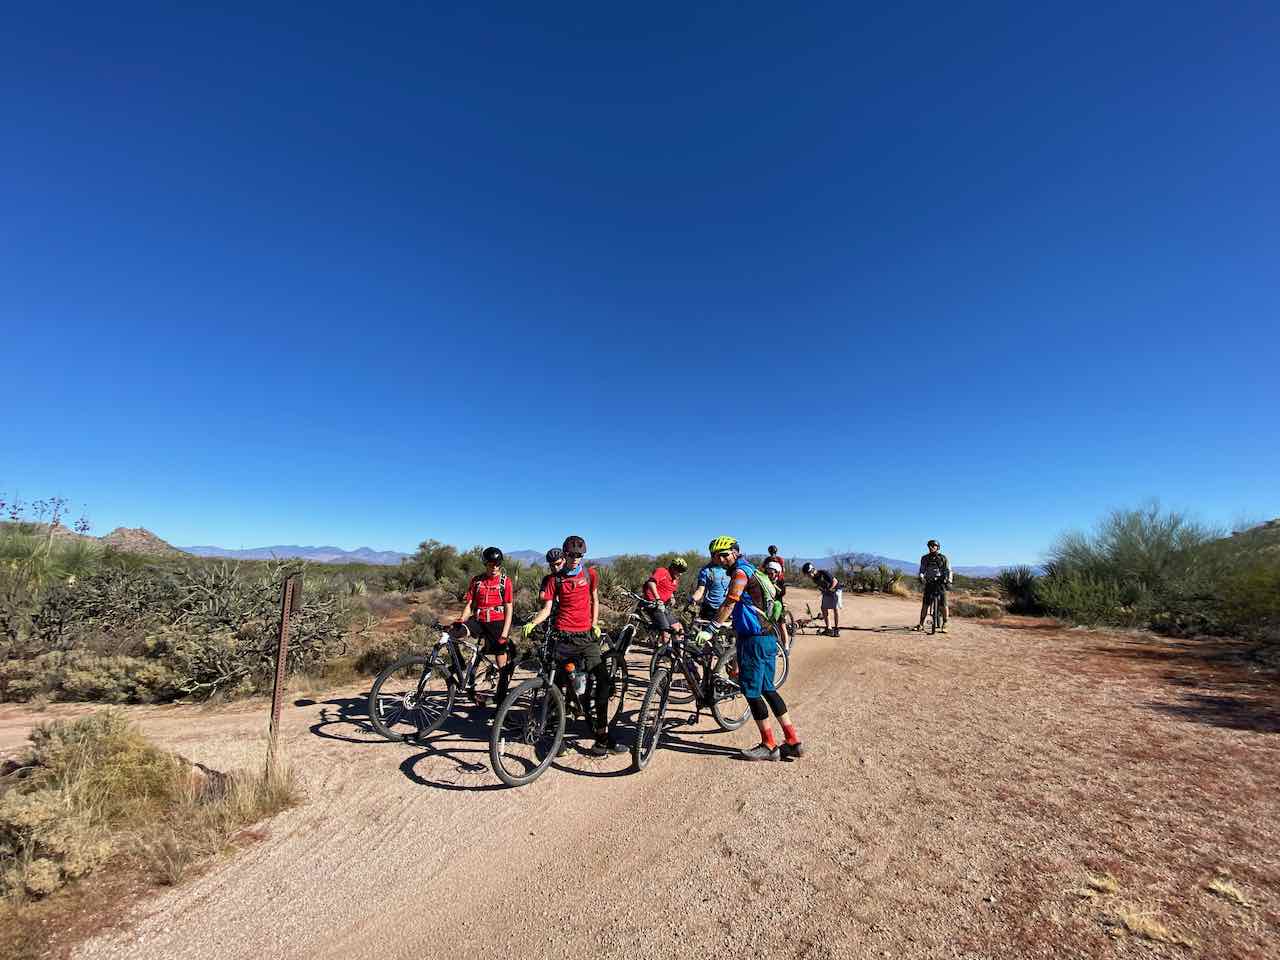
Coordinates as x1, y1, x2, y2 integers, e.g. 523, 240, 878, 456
642, 555, 688, 641
706, 536, 804, 762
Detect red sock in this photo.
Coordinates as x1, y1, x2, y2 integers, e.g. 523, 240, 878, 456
781, 722, 800, 746
760, 726, 777, 749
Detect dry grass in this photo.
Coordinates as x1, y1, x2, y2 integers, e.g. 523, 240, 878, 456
1111, 904, 1193, 946
1074, 872, 1119, 898
1205, 876, 1252, 908
0, 711, 301, 953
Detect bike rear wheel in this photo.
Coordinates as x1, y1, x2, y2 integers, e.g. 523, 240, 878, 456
632, 667, 672, 771
929, 591, 940, 634
368, 654, 455, 742
490, 677, 566, 787
772, 641, 790, 689
709, 649, 749, 731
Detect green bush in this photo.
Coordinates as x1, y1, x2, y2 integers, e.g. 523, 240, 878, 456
998, 565, 1041, 614
950, 600, 1001, 619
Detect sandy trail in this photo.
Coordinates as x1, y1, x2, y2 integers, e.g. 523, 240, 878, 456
4, 589, 1277, 959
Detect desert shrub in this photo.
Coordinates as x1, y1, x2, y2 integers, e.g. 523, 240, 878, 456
360, 592, 407, 620
830, 555, 901, 593
998, 565, 1042, 614
0, 652, 180, 704
384, 539, 469, 591
1216, 558, 1280, 641
353, 629, 426, 675
0, 711, 300, 903
950, 600, 1001, 619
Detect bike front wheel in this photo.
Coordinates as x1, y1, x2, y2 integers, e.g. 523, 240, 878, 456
632, 666, 672, 771
490, 677, 567, 787
709, 649, 749, 731
368, 654, 455, 743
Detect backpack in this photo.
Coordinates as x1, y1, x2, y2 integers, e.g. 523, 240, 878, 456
470, 572, 510, 617
739, 560, 782, 624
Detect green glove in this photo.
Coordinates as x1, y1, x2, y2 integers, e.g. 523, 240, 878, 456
521, 622, 536, 639
694, 629, 714, 646
591, 625, 601, 639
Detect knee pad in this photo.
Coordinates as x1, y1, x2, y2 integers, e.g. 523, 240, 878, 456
748, 697, 770, 723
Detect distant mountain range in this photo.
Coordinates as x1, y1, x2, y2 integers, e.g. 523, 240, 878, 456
177, 543, 1019, 576
181, 545, 410, 564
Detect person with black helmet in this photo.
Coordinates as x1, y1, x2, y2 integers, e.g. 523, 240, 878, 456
452, 546, 516, 709
522, 535, 624, 756
800, 562, 842, 636
914, 540, 953, 632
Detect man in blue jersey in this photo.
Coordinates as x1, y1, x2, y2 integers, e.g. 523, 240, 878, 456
706, 535, 805, 762
688, 556, 731, 622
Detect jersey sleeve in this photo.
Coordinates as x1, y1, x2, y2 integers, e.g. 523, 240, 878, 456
463, 576, 477, 606
697, 565, 711, 587
540, 575, 555, 602
588, 566, 599, 591
726, 567, 749, 603
503, 576, 514, 603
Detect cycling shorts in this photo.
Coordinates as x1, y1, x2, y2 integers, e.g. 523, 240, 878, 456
820, 589, 843, 611
553, 631, 603, 672
735, 632, 778, 699
456, 618, 511, 656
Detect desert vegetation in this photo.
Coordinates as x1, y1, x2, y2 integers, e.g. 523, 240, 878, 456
1, 499, 364, 704
0, 711, 299, 957
998, 504, 1279, 651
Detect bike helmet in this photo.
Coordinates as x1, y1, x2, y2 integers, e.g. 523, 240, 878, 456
801, 562, 816, 575
545, 547, 564, 564
767, 544, 779, 556
764, 559, 783, 579
481, 546, 503, 564
562, 534, 587, 556
669, 556, 688, 571
927, 539, 940, 548
708, 535, 738, 554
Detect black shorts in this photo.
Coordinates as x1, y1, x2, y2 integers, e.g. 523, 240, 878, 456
458, 617, 511, 656
645, 604, 676, 634
552, 631, 604, 672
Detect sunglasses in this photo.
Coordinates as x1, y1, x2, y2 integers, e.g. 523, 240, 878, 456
713, 551, 733, 560
564, 552, 583, 560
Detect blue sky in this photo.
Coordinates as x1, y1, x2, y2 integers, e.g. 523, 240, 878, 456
3, 2, 1277, 564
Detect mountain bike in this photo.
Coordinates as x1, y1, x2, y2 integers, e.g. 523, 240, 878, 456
632, 627, 749, 771
923, 578, 948, 634
678, 615, 790, 691
367, 621, 522, 743
489, 627, 633, 787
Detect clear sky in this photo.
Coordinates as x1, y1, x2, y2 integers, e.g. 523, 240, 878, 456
3, 2, 1278, 564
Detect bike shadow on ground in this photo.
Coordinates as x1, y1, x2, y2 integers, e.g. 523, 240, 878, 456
296, 695, 386, 745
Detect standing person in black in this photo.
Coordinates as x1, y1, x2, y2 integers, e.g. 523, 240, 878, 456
914, 539, 953, 632
800, 562, 842, 636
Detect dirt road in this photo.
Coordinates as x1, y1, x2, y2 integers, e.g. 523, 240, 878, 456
5, 590, 1277, 959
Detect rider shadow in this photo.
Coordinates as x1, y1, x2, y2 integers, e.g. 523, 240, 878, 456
297, 695, 385, 745
397, 700, 513, 791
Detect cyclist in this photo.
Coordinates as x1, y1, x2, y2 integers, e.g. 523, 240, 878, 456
642, 556, 687, 640
689, 554, 731, 622
914, 539, 953, 632
763, 544, 786, 580
451, 546, 515, 709
800, 562, 842, 636
708, 536, 804, 762
521, 535, 624, 756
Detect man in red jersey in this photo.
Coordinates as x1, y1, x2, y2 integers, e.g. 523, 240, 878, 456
522, 535, 624, 756
451, 546, 515, 709
642, 556, 688, 640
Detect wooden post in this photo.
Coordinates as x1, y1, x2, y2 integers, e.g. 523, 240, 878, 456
267, 574, 300, 771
